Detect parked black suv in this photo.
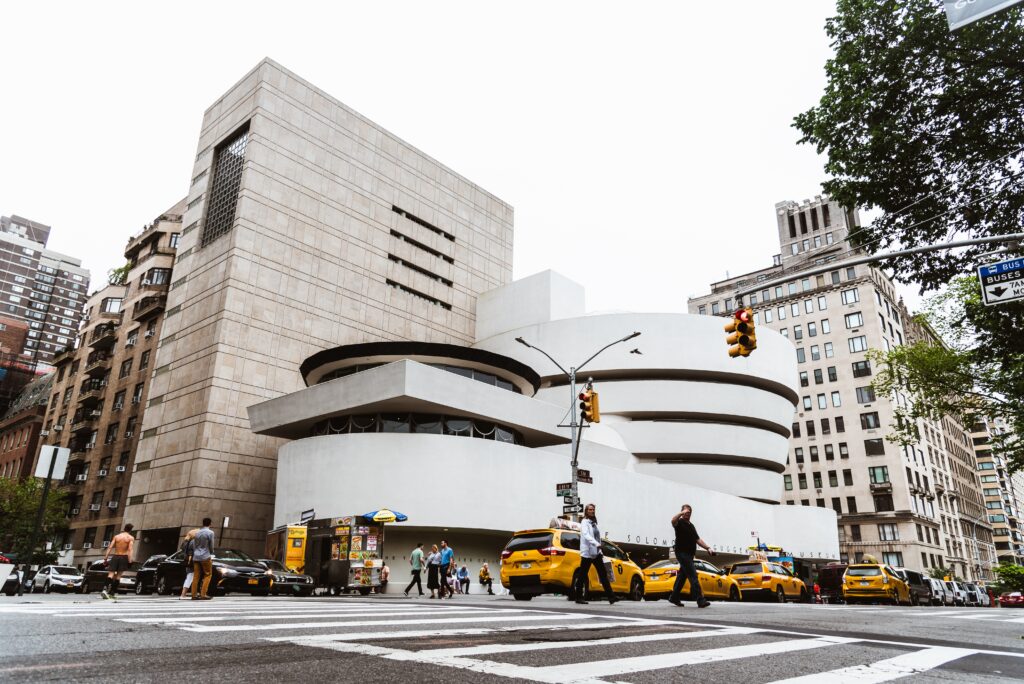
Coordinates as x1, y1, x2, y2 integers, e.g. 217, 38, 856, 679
154, 548, 272, 596
133, 554, 166, 595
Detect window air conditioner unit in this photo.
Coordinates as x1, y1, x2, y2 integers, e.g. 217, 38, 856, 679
53, 425, 62, 432
75, 474, 87, 482
126, 340, 135, 347
125, 431, 134, 438
144, 330, 154, 338
70, 508, 80, 515
82, 543, 92, 549
115, 465, 127, 473
107, 501, 119, 509
90, 410, 101, 417
62, 543, 73, 550
113, 403, 123, 410
88, 503, 101, 511
142, 279, 152, 286
98, 469, 108, 477
102, 541, 110, 548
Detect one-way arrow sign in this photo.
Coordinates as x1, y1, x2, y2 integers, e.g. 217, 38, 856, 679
978, 258, 1024, 306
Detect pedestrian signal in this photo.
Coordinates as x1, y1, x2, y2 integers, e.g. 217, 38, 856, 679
579, 388, 600, 423
724, 307, 757, 357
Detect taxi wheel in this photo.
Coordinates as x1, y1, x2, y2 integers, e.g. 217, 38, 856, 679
513, 594, 533, 601
775, 586, 786, 603
629, 577, 644, 602
729, 586, 740, 602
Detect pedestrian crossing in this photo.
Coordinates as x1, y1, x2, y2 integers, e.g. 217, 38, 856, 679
719, 601, 1024, 624
3, 597, 1023, 682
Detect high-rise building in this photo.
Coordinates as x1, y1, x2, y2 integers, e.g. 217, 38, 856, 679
969, 414, 1024, 566
43, 205, 181, 564
0, 214, 90, 364
689, 195, 994, 581
125, 59, 515, 559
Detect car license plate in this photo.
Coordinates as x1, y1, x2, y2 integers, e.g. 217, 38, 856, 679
248, 578, 259, 585
860, 581, 870, 586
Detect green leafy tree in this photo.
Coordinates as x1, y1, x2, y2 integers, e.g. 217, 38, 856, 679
869, 275, 1024, 471
990, 563, 1024, 594
928, 566, 958, 581
794, 0, 1024, 291
107, 263, 130, 286
0, 477, 69, 566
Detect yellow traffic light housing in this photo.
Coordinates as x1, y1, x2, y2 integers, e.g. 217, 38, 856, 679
579, 388, 601, 423
724, 307, 757, 357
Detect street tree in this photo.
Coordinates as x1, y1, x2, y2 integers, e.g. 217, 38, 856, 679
0, 477, 68, 566
869, 275, 1024, 472
991, 563, 1024, 594
794, 0, 1024, 291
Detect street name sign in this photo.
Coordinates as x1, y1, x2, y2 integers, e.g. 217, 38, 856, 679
944, 0, 1024, 30
577, 469, 594, 484
978, 257, 1024, 306
556, 482, 572, 497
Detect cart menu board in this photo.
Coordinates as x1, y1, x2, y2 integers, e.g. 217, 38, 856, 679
329, 516, 382, 587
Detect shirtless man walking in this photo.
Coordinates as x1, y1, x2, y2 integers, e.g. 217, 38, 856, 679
102, 523, 135, 600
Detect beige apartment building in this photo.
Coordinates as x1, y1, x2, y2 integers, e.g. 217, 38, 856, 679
125, 59, 514, 559
970, 414, 1024, 566
689, 195, 995, 581
44, 206, 181, 564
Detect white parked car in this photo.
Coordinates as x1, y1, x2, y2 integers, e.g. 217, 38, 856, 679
944, 580, 968, 606
31, 565, 84, 593
927, 578, 951, 606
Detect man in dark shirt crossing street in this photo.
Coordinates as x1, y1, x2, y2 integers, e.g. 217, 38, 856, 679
669, 504, 715, 608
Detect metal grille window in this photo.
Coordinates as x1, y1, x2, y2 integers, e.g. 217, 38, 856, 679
201, 125, 250, 247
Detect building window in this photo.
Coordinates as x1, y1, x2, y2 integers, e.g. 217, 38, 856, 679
813, 472, 823, 488
824, 342, 834, 358
843, 469, 853, 486
831, 391, 842, 407
169, 233, 181, 248
799, 371, 808, 387
811, 345, 821, 361
139, 350, 150, 371
101, 298, 122, 313
119, 359, 133, 378
131, 383, 144, 405
796, 348, 806, 363
869, 466, 889, 483
873, 494, 895, 512
850, 524, 862, 541
878, 524, 899, 541
810, 446, 820, 462
813, 369, 823, 384
784, 475, 793, 491
848, 336, 868, 353
795, 447, 804, 464
112, 390, 125, 410
852, 360, 871, 378
827, 366, 837, 382
764, 309, 773, 323
841, 288, 860, 304
711, 302, 720, 315
202, 124, 250, 247
698, 305, 706, 315
792, 422, 801, 438
836, 417, 845, 433
793, 325, 803, 340
844, 312, 864, 328
856, 386, 876, 403
839, 442, 849, 457
778, 306, 786, 320
825, 443, 835, 458
882, 552, 904, 567
802, 396, 812, 410
817, 394, 827, 410
807, 322, 817, 337
860, 412, 881, 429
864, 438, 886, 456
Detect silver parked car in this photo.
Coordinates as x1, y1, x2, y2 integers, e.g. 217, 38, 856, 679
927, 577, 950, 606
944, 580, 968, 606
31, 565, 84, 593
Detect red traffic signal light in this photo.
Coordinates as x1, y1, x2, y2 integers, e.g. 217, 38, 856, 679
579, 388, 601, 423
724, 307, 757, 357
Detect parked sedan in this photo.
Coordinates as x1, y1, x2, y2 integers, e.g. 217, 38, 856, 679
31, 565, 84, 593
82, 560, 142, 594
133, 554, 166, 595
154, 548, 272, 596
999, 591, 1024, 607
257, 559, 316, 596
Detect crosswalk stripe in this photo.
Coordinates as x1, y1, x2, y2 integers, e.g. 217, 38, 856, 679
763, 645, 976, 683
179, 611, 603, 633
417, 626, 760, 658
118, 608, 516, 624
268, 620, 674, 644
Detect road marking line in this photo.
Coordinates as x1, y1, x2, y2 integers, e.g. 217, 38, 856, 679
118, 608, 517, 623
180, 612, 604, 633
418, 626, 760, 657
60, 605, 437, 617
268, 620, 676, 643
763, 645, 976, 683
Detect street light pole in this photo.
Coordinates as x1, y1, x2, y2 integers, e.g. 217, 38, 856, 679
515, 331, 640, 522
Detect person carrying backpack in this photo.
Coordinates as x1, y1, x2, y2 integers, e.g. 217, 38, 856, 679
179, 529, 197, 599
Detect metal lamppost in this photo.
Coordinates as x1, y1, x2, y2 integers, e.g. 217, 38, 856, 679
515, 331, 641, 521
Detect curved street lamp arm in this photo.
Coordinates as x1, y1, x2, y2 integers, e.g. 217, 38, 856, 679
515, 337, 570, 376
576, 331, 641, 374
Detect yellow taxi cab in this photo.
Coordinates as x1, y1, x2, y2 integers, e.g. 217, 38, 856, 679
842, 563, 910, 605
728, 559, 809, 602
499, 528, 645, 602
642, 558, 742, 602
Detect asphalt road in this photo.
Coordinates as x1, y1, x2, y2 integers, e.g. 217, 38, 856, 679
2, 591, 1023, 683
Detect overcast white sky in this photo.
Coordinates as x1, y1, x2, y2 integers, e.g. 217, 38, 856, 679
0, 1, 924, 314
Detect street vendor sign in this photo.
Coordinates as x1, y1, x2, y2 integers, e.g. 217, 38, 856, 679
978, 257, 1024, 306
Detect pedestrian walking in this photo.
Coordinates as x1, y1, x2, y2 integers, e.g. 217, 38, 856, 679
668, 504, 714, 608
179, 529, 197, 599
379, 562, 390, 594
426, 544, 441, 599
478, 563, 494, 595
457, 564, 470, 594
404, 542, 425, 597
101, 523, 135, 600
573, 503, 617, 605
191, 517, 215, 600
439, 540, 455, 599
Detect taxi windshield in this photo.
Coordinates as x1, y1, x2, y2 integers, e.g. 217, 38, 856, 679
730, 563, 764, 575
847, 567, 882, 576
646, 560, 676, 569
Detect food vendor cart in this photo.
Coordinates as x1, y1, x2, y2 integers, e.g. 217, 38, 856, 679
304, 512, 397, 595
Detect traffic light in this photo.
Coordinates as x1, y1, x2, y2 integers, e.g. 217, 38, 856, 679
724, 307, 757, 357
579, 387, 600, 423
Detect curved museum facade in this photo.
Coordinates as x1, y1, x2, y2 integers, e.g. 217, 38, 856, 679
248, 271, 839, 564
